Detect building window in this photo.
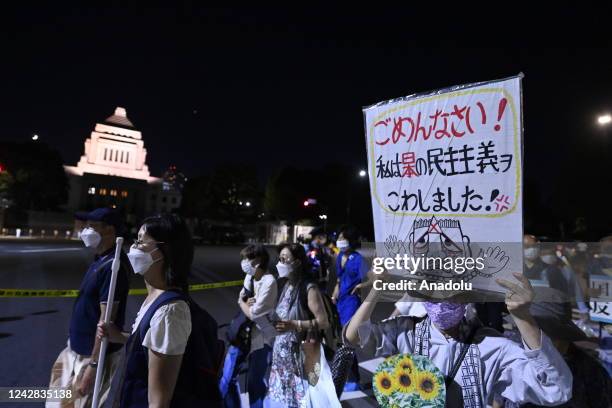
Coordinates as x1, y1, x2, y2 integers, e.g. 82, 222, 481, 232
162, 197, 167, 203
121, 191, 128, 198
88, 187, 96, 195
120, 151, 124, 163
110, 189, 118, 197
104, 148, 108, 161
99, 188, 107, 196
126, 151, 129, 163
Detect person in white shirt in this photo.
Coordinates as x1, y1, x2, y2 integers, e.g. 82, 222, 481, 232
223, 244, 278, 408
344, 272, 573, 407
97, 214, 201, 407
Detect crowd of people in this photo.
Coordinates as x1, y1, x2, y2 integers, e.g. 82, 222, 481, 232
44, 207, 611, 407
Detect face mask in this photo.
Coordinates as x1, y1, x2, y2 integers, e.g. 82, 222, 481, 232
424, 302, 466, 330
524, 247, 539, 261
241, 259, 258, 276
336, 240, 349, 250
540, 254, 558, 265
81, 227, 102, 248
276, 261, 293, 278
128, 247, 160, 275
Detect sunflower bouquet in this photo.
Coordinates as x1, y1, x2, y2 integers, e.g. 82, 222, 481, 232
372, 354, 445, 407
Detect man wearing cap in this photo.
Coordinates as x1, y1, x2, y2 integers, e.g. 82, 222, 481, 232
46, 208, 131, 408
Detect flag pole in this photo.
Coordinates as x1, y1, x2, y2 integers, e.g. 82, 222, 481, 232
91, 236, 123, 408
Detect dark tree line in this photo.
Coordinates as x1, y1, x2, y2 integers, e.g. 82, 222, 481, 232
0, 141, 68, 211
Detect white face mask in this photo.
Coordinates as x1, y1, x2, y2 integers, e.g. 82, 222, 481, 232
81, 227, 102, 248
540, 254, 558, 265
336, 239, 349, 250
128, 247, 160, 275
524, 247, 539, 261
241, 259, 258, 276
276, 261, 293, 278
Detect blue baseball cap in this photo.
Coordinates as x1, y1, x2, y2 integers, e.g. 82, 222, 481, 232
75, 208, 124, 232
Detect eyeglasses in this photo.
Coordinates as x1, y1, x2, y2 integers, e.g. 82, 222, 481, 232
132, 239, 164, 249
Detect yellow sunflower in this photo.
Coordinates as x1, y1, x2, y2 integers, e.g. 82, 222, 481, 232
416, 371, 440, 401
393, 366, 415, 393
374, 371, 397, 396
396, 355, 415, 374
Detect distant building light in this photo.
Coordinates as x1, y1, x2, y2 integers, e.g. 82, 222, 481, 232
245, 201, 251, 207
598, 114, 612, 125
32, 134, 39, 141
99, 188, 107, 196
110, 189, 118, 197
121, 191, 128, 198
88, 187, 96, 195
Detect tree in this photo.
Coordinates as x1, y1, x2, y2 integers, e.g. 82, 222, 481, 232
0, 141, 68, 210
180, 164, 260, 222
263, 164, 373, 238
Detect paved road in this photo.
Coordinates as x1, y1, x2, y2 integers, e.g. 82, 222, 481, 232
0, 241, 387, 407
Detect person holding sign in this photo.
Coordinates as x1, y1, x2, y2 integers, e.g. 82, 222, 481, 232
343, 272, 573, 407
46, 208, 131, 408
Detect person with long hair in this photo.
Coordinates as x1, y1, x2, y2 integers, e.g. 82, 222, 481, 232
264, 243, 341, 408
99, 213, 220, 407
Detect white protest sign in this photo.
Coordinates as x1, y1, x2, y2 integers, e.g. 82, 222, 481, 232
363, 76, 523, 293
590, 274, 612, 324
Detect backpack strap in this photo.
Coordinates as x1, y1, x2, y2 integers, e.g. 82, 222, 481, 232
94, 256, 114, 275
297, 281, 317, 320
137, 291, 186, 342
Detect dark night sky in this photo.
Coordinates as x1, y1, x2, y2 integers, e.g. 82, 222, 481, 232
0, 5, 610, 211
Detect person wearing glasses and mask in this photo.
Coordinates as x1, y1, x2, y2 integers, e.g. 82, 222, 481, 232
98, 213, 218, 407
265, 243, 341, 408
47, 208, 131, 408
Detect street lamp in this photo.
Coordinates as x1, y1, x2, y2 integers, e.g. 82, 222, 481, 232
347, 169, 368, 222
598, 114, 611, 125
32, 134, 39, 141
245, 201, 251, 207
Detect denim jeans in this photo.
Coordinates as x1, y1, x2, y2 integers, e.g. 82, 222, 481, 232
221, 345, 272, 408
